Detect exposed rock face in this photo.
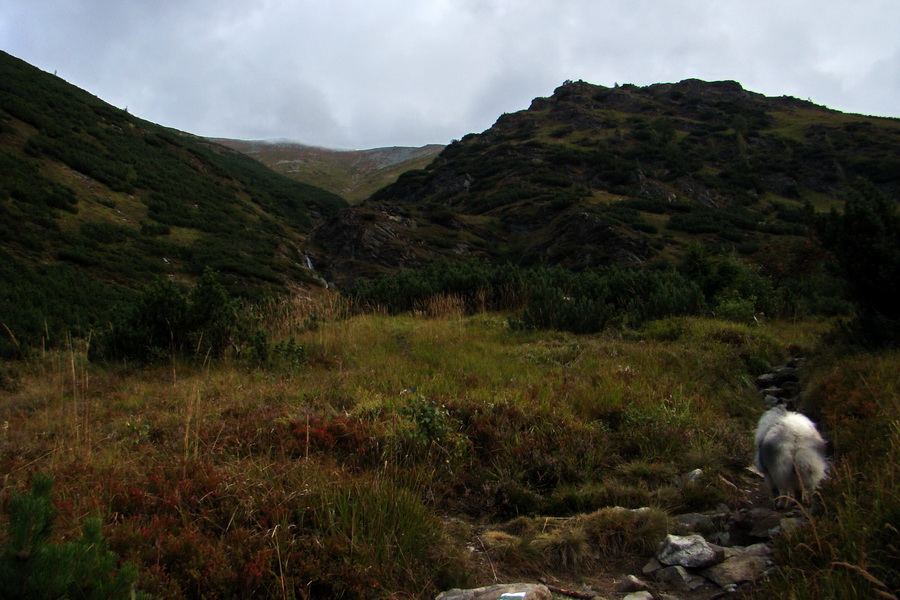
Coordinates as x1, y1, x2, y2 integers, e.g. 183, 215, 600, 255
311, 204, 432, 284
529, 211, 653, 267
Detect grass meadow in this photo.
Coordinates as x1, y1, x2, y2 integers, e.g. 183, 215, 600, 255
0, 295, 896, 599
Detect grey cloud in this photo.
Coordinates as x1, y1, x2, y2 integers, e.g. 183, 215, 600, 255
2, 0, 899, 149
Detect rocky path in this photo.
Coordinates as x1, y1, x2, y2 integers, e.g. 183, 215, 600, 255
437, 360, 810, 600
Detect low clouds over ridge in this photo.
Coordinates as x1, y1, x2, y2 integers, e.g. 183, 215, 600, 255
3, 0, 899, 149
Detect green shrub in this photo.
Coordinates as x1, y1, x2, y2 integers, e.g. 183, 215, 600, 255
351, 261, 704, 335
714, 291, 759, 323
515, 266, 703, 333
0, 473, 139, 600
400, 395, 451, 445
823, 178, 900, 346
93, 269, 244, 362
246, 332, 306, 370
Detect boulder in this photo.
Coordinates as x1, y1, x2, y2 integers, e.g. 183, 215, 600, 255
702, 553, 772, 587
656, 534, 722, 568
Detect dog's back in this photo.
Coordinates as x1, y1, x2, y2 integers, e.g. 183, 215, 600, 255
755, 406, 828, 508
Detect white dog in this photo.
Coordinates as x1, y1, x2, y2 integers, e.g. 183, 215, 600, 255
754, 404, 828, 509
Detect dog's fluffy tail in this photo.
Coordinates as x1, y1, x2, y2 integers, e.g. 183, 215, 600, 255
794, 444, 828, 497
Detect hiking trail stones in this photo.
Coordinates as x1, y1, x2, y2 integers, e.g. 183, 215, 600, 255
436, 359, 810, 599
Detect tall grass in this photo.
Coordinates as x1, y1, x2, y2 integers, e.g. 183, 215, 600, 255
0, 297, 871, 599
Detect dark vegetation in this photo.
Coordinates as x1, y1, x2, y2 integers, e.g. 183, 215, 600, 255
822, 179, 900, 346
91, 269, 244, 363
0, 473, 139, 600
349, 242, 850, 335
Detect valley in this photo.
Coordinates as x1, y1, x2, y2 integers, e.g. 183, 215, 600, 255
0, 49, 898, 599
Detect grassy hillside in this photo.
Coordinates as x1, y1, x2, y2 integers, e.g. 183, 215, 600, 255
310, 79, 900, 284
0, 297, 895, 599
0, 50, 347, 355
212, 139, 444, 204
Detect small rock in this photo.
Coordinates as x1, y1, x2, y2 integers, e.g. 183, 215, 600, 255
755, 367, 798, 388
745, 542, 772, 557
777, 516, 806, 535
655, 565, 707, 591
678, 468, 704, 487
774, 365, 797, 378
657, 534, 722, 568
623, 592, 653, 600
642, 557, 663, 576
615, 575, 649, 593
748, 508, 782, 539
435, 583, 551, 600
707, 531, 733, 547
748, 507, 778, 520
755, 372, 779, 387
702, 553, 771, 587
671, 513, 716, 536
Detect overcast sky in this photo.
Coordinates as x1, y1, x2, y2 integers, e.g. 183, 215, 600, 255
2, 1, 899, 149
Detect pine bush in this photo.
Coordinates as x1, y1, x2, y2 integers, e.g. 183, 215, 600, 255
0, 473, 138, 600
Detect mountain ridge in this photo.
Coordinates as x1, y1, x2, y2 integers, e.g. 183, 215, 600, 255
211, 138, 444, 203
307, 78, 900, 285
